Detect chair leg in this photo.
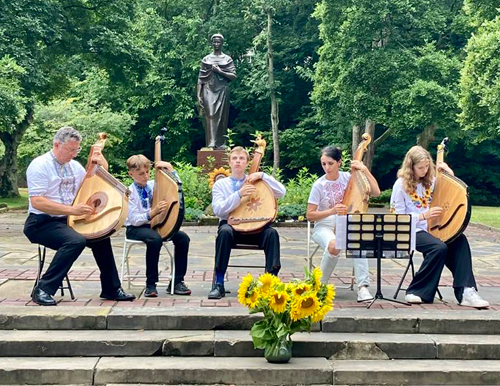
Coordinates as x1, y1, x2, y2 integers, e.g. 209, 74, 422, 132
124, 243, 133, 289
163, 243, 175, 295
436, 287, 443, 300
120, 241, 128, 284
65, 274, 75, 300
32, 245, 46, 297
349, 267, 355, 291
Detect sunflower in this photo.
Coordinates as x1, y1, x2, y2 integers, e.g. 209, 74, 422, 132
208, 167, 231, 188
324, 284, 335, 305
311, 303, 333, 323
237, 274, 255, 305
291, 293, 320, 321
258, 273, 279, 296
312, 267, 322, 291
291, 283, 311, 297
247, 288, 260, 309
269, 290, 289, 314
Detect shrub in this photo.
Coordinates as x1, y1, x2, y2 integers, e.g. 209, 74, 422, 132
370, 189, 392, 204
277, 203, 307, 221
279, 167, 318, 206
184, 207, 205, 222
174, 162, 212, 211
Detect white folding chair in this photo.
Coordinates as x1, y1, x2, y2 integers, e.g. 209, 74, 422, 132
307, 221, 355, 290
120, 238, 175, 294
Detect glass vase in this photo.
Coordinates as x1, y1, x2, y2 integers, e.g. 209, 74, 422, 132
264, 336, 293, 363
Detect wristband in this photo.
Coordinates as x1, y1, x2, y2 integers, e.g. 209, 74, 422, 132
146, 211, 151, 221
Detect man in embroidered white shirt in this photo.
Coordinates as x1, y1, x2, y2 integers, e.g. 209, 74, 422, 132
24, 126, 135, 306
208, 146, 286, 299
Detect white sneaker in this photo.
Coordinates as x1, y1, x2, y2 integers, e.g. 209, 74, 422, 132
357, 286, 374, 302
405, 293, 423, 304
460, 287, 489, 308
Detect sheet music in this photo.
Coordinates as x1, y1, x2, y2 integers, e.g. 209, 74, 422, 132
334, 213, 417, 252
335, 215, 347, 250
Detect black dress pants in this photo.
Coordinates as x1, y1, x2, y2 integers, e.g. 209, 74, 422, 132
406, 231, 476, 303
23, 213, 121, 296
126, 225, 189, 285
214, 221, 281, 275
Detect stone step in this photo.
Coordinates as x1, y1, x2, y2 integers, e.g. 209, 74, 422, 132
1, 357, 500, 385
2, 306, 500, 334
332, 360, 500, 385
2, 330, 500, 360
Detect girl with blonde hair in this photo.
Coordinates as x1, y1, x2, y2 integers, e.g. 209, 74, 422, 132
390, 146, 488, 308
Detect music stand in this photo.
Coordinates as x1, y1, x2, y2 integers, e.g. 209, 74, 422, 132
335, 213, 416, 308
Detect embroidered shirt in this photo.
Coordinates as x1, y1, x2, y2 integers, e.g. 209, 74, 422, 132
27, 151, 86, 216
125, 171, 181, 227
212, 173, 286, 220
308, 172, 351, 227
390, 177, 435, 232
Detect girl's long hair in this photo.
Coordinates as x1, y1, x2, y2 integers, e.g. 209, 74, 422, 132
397, 146, 435, 194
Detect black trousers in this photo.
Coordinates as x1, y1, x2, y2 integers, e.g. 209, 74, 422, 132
23, 213, 121, 296
215, 221, 281, 275
126, 225, 189, 285
407, 231, 477, 303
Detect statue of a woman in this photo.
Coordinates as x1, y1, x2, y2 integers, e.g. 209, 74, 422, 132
197, 34, 237, 149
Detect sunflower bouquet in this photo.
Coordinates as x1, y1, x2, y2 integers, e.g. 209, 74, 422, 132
238, 267, 335, 363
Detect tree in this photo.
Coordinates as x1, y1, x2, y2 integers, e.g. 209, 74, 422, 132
312, 0, 465, 166
0, 0, 142, 197
458, 14, 500, 140
0, 56, 27, 197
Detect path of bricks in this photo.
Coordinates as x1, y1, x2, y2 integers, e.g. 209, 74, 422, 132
1, 210, 500, 311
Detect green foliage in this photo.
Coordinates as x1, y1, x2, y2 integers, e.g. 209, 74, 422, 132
312, 0, 463, 137
0, 56, 26, 130
370, 189, 392, 204
277, 204, 306, 221
184, 207, 205, 222
174, 162, 212, 211
280, 167, 317, 206
18, 99, 134, 175
458, 15, 500, 141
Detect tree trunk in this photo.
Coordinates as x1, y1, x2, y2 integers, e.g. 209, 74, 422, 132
363, 119, 375, 170
351, 124, 361, 157
417, 124, 437, 150
267, 10, 280, 174
0, 105, 34, 198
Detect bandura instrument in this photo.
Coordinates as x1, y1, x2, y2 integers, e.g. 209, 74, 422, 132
428, 137, 470, 243
68, 133, 130, 240
150, 128, 184, 240
228, 135, 277, 233
342, 133, 372, 213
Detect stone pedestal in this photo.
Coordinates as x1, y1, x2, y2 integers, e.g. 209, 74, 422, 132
197, 148, 228, 173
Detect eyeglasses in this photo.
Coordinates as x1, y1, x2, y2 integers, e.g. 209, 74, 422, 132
62, 145, 82, 155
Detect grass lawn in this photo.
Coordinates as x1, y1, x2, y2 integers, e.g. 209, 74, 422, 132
0, 188, 28, 210
471, 206, 500, 229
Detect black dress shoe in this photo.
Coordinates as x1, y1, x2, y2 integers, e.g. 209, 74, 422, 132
208, 283, 225, 300
32, 286, 57, 306
101, 287, 136, 301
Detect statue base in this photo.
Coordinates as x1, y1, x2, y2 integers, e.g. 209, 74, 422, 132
197, 148, 228, 173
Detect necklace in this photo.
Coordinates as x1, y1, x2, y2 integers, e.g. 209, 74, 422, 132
409, 186, 432, 209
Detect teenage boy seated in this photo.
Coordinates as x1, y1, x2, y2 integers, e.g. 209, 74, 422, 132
208, 146, 286, 299
125, 155, 191, 297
